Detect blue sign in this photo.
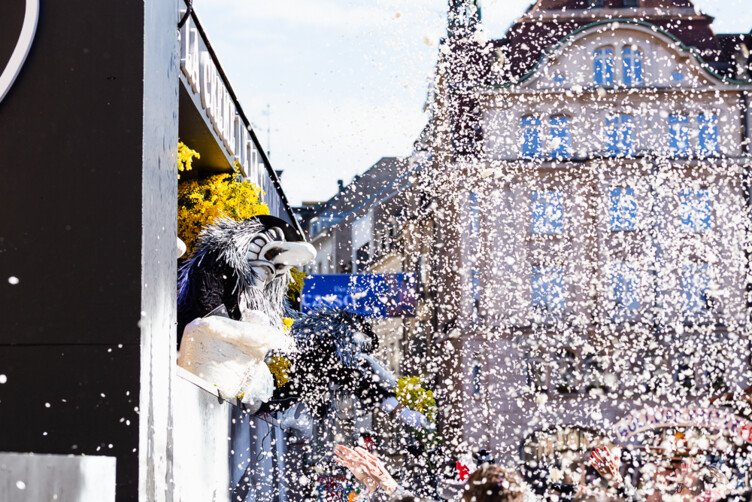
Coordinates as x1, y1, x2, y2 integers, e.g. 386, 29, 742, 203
301, 273, 418, 317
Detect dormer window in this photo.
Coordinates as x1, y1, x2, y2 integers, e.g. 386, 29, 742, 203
622, 46, 643, 86
594, 47, 615, 87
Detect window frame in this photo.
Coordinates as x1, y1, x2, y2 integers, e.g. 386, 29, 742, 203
471, 356, 482, 396
698, 112, 720, 157
594, 47, 615, 87
681, 261, 712, 317
608, 261, 641, 320
531, 190, 564, 235
549, 115, 572, 159
621, 45, 643, 86
555, 348, 578, 394
525, 357, 548, 393
605, 114, 635, 157
531, 265, 566, 313
668, 113, 691, 157
521, 115, 543, 158
679, 189, 712, 233
609, 187, 637, 231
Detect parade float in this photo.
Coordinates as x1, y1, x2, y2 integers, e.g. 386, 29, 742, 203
174, 143, 435, 501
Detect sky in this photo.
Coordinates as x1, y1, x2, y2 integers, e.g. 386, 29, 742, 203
192, 0, 752, 207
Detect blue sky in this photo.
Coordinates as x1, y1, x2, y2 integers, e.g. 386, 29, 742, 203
192, 0, 752, 206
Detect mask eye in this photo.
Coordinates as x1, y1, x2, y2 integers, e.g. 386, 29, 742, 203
264, 247, 283, 261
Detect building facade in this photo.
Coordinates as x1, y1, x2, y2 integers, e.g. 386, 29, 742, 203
422, 0, 752, 489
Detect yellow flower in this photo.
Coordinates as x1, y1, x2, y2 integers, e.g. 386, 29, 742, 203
395, 376, 437, 423
177, 156, 269, 256
177, 141, 200, 179
282, 317, 294, 332
267, 355, 291, 387
286, 268, 307, 303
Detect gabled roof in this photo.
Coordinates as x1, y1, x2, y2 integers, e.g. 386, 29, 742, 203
489, 0, 746, 82
303, 157, 412, 232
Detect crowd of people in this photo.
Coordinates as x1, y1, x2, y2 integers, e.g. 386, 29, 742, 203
331, 443, 752, 502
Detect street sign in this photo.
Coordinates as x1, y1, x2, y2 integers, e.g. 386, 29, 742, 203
301, 273, 418, 317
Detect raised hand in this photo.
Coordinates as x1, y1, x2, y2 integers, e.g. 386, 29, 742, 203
589, 447, 623, 486
334, 445, 399, 495
334, 444, 379, 492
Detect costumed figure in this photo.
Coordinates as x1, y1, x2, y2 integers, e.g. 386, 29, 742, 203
267, 309, 432, 430
176, 215, 315, 410
176, 215, 316, 502
175, 215, 431, 500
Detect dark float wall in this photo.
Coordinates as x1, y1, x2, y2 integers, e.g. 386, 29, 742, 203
0, 0, 178, 500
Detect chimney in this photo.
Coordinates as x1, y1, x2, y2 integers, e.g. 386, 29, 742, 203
337, 179, 344, 191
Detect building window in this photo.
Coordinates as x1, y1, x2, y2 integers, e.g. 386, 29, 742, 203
676, 355, 695, 389
532, 266, 565, 313
549, 116, 572, 159
622, 46, 643, 86
594, 47, 614, 87
469, 192, 480, 235
672, 72, 685, 82
681, 262, 711, 316
668, 114, 690, 157
471, 268, 480, 317
623, 0, 639, 6
521, 116, 542, 158
584, 355, 609, 392
608, 261, 640, 318
605, 114, 634, 156
680, 189, 711, 233
309, 219, 321, 237
698, 113, 719, 157
609, 187, 637, 231
643, 352, 670, 392
553, 72, 566, 84
471, 357, 482, 396
525, 358, 547, 392
555, 349, 577, 393
703, 359, 727, 391
356, 243, 370, 269
531, 191, 564, 234
588, 0, 604, 8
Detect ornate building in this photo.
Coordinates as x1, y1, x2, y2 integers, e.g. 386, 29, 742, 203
423, 0, 752, 488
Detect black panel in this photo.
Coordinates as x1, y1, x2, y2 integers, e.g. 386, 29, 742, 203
0, 0, 144, 345
0, 345, 141, 499
0, 2, 148, 501
0, 0, 25, 71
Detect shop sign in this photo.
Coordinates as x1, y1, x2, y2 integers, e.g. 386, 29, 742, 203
522, 426, 608, 460
301, 273, 418, 317
614, 407, 752, 444
180, 15, 259, 176
0, 0, 39, 102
